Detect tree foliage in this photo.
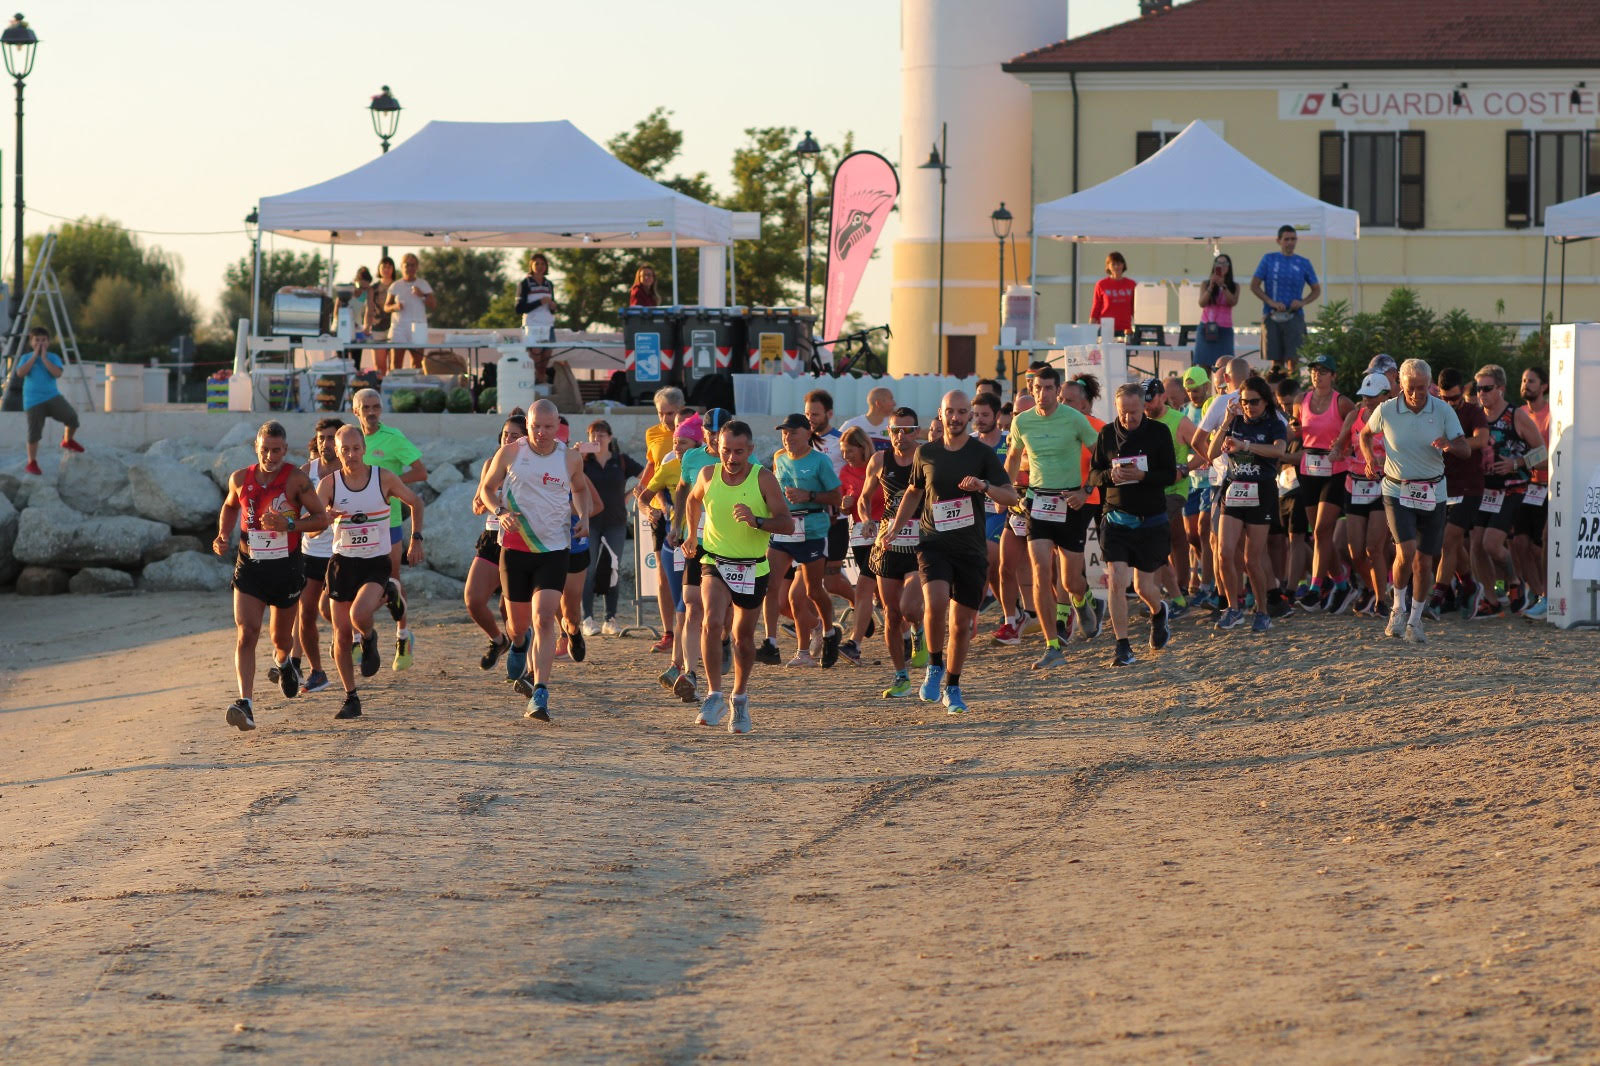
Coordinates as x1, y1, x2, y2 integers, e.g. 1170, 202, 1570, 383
215, 250, 327, 333
417, 248, 508, 330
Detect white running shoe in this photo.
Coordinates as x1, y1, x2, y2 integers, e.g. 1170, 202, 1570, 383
580, 616, 599, 637
600, 617, 620, 637
729, 695, 752, 734
1385, 606, 1406, 638
696, 692, 728, 728
1404, 619, 1427, 644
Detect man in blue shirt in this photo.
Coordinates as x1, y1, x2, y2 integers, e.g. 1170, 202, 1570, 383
15, 326, 83, 475
1249, 225, 1322, 375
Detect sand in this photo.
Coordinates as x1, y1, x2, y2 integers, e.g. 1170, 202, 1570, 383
1, 590, 1597, 1064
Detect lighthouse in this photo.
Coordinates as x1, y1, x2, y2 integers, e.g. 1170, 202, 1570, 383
891, 0, 1068, 377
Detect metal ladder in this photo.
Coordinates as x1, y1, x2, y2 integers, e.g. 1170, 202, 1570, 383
3, 232, 94, 412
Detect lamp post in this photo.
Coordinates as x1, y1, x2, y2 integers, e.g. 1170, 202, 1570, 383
245, 208, 260, 335
2, 12, 37, 329
918, 123, 948, 375
793, 130, 821, 309
368, 85, 401, 260
990, 202, 1012, 379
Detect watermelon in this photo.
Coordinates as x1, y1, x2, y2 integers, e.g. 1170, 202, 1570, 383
417, 388, 448, 413
477, 387, 498, 412
447, 386, 473, 413
390, 389, 420, 414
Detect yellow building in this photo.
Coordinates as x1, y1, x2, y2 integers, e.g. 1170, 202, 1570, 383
892, 0, 1600, 375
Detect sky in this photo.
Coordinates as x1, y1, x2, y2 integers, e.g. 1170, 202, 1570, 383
16, 0, 1136, 335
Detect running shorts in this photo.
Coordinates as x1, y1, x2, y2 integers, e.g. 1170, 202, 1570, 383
917, 545, 987, 610
567, 548, 590, 575
1219, 480, 1279, 528
771, 537, 827, 564
1445, 494, 1481, 531
474, 529, 502, 565
1102, 521, 1170, 574
500, 547, 570, 600
1026, 498, 1093, 554
851, 544, 877, 578
233, 552, 305, 609
1474, 489, 1523, 535
1383, 495, 1447, 558
826, 517, 849, 562
1515, 496, 1547, 545
327, 553, 391, 603
301, 554, 329, 586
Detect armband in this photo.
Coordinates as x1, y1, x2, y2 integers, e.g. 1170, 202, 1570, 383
1524, 445, 1548, 468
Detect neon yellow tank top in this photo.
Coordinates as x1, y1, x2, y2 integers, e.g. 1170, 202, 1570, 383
703, 463, 772, 576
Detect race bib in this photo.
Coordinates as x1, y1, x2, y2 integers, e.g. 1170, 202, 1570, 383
715, 560, 756, 596
849, 520, 877, 547
1347, 477, 1380, 505
1300, 450, 1334, 477
1525, 484, 1548, 506
671, 547, 685, 572
1030, 493, 1069, 523
246, 529, 290, 559
1398, 481, 1438, 511
984, 493, 1001, 514
1480, 489, 1504, 514
1224, 481, 1260, 507
1007, 512, 1028, 539
485, 511, 501, 532
931, 496, 975, 532
334, 518, 388, 558
891, 520, 920, 548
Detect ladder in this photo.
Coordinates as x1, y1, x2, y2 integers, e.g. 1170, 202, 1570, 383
2, 232, 93, 412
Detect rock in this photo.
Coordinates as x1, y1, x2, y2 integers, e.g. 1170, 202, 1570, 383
144, 436, 202, 461
417, 481, 482, 580
209, 444, 257, 490
216, 421, 260, 449
14, 494, 172, 568
141, 550, 232, 592
69, 567, 136, 594
55, 447, 137, 515
426, 461, 464, 494
0, 490, 16, 585
127, 455, 224, 530
399, 568, 465, 601
420, 436, 488, 472
144, 533, 208, 564
16, 564, 70, 595
0, 471, 20, 507
415, 483, 439, 506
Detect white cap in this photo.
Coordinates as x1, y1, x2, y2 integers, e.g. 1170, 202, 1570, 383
1357, 372, 1390, 398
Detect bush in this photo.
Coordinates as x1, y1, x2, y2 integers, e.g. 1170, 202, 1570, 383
391, 390, 420, 414
447, 386, 474, 413
476, 386, 498, 413
1299, 288, 1515, 396
417, 388, 448, 414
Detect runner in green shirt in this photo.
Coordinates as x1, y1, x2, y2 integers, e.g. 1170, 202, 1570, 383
354, 388, 429, 671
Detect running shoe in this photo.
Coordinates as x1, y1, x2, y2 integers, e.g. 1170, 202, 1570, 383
837, 639, 862, 665
992, 622, 1021, 646
1524, 596, 1549, 620
1423, 590, 1444, 622
1297, 585, 1323, 612
335, 691, 362, 720
601, 616, 620, 637
524, 684, 551, 721
658, 664, 682, 690
1166, 601, 1189, 622
392, 633, 414, 672
278, 658, 301, 699
512, 676, 533, 699
384, 579, 406, 622
23, 460, 42, 476
567, 626, 587, 663
1405, 619, 1427, 644
1073, 598, 1101, 641
1032, 645, 1067, 670
1150, 601, 1170, 651
786, 651, 817, 668
1508, 584, 1526, 614
1471, 599, 1503, 621
553, 635, 570, 662
673, 670, 698, 703
729, 694, 752, 734
882, 672, 914, 699
909, 630, 930, 669
651, 632, 674, 653
267, 664, 281, 685
721, 638, 733, 674
1112, 638, 1136, 667
1460, 584, 1482, 621
1331, 585, 1361, 617
61, 439, 84, 453
1216, 607, 1245, 631
942, 685, 968, 715
480, 635, 509, 671
821, 625, 842, 669
696, 691, 728, 728
360, 629, 381, 677
1385, 604, 1406, 638
1251, 612, 1271, 634
303, 669, 331, 693
225, 698, 255, 731
506, 634, 529, 683
978, 592, 997, 614
755, 639, 782, 666
580, 615, 599, 637
1354, 588, 1375, 616
918, 663, 945, 702
1267, 593, 1293, 620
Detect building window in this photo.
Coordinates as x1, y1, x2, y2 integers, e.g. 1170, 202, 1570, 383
1507, 130, 1600, 228
1135, 130, 1177, 164
1318, 131, 1425, 229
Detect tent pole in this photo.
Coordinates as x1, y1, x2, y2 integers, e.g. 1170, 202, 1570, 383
671, 234, 680, 305
1029, 230, 1039, 344
1540, 235, 1550, 328
250, 232, 263, 337
1352, 240, 1360, 314
726, 246, 733, 306
1319, 235, 1326, 309
1559, 237, 1567, 322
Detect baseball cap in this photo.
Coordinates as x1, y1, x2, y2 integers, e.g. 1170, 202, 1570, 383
1182, 366, 1210, 388
702, 407, 732, 434
1142, 378, 1164, 401
1366, 353, 1398, 375
775, 412, 811, 432
1357, 371, 1390, 398
1308, 354, 1337, 373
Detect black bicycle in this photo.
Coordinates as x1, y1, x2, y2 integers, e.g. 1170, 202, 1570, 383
810, 324, 891, 378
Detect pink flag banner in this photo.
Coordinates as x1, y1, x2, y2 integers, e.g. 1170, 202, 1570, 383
822, 151, 899, 343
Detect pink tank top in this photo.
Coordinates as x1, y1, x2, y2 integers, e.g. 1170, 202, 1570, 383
1344, 406, 1385, 475
1298, 390, 1344, 451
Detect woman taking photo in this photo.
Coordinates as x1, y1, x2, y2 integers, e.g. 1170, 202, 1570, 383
579, 420, 644, 636
1192, 253, 1238, 371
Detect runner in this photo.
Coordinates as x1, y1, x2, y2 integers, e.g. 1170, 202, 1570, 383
643, 408, 692, 665
1179, 366, 1217, 606
1514, 365, 1552, 618
1291, 355, 1356, 611
1428, 369, 1490, 619
555, 474, 601, 664
650, 412, 701, 686
1213, 376, 1288, 634
836, 426, 880, 665
880, 390, 1017, 713
213, 421, 331, 731
1330, 372, 1394, 615
862, 407, 926, 698
761, 412, 843, 668
477, 400, 590, 720
315, 424, 425, 721
466, 414, 526, 671
973, 392, 1023, 624
1468, 363, 1546, 620
1142, 377, 1199, 615
668, 408, 733, 704
840, 385, 897, 452
293, 418, 344, 694
1005, 365, 1101, 669
1089, 384, 1179, 666
634, 387, 684, 655
352, 388, 428, 671
683, 419, 795, 734
1359, 358, 1468, 644
805, 389, 859, 619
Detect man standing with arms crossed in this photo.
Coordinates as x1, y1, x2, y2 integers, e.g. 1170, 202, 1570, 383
353, 388, 428, 671
1249, 225, 1321, 376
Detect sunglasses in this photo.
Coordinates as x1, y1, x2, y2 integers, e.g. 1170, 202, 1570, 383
1241, 397, 1265, 407
1475, 382, 1499, 392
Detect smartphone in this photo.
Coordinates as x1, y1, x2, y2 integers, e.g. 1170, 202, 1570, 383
576, 441, 602, 455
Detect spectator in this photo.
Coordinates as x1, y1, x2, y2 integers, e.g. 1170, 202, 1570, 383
1089, 251, 1136, 336
1192, 253, 1238, 371
349, 266, 374, 338
16, 325, 83, 475
384, 252, 436, 371
367, 256, 396, 375
629, 264, 660, 308
580, 419, 645, 635
516, 252, 559, 383
1249, 226, 1321, 375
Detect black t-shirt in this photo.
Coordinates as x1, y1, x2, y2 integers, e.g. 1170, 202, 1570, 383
584, 452, 645, 526
910, 436, 1010, 555
1442, 400, 1487, 496
1224, 412, 1287, 486
1087, 416, 1178, 518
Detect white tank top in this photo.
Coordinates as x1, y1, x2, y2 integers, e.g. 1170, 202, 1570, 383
302, 457, 336, 558
330, 466, 390, 559
482, 458, 503, 534
503, 440, 571, 553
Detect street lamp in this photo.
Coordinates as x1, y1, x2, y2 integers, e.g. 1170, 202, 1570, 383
918, 122, 948, 375
245, 208, 260, 334
369, 85, 401, 259
3, 12, 37, 328
990, 202, 1013, 378
793, 129, 821, 309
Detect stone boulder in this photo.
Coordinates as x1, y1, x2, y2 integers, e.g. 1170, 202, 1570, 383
144, 436, 202, 462
55, 447, 137, 515
399, 567, 465, 601
144, 534, 209, 564
426, 461, 465, 495
0, 471, 20, 508
69, 567, 136, 594
216, 421, 260, 449
14, 490, 172, 568
421, 436, 489, 473
0, 490, 17, 585
16, 564, 70, 596
141, 550, 231, 592
417, 481, 482, 581
208, 444, 257, 490
127, 455, 224, 530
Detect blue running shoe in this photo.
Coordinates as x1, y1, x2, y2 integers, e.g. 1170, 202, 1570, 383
918, 663, 945, 702
941, 685, 968, 715
524, 683, 551, 721
506, 629, 530, 682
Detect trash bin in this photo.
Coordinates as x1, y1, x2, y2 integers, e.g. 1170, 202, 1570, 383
678, 306, 746, 404
622, 306, 681, 403
104, 364, 145, 412
744, 307, 816, 376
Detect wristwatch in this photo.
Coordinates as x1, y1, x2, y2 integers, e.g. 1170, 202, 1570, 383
411, 532, 425, 541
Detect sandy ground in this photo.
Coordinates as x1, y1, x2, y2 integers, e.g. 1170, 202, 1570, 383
1, 589, 1598, 1065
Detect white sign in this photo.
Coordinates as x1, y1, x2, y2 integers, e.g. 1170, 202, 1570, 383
1575, 467, 1600, 582
1546, 323, 1600, 627
1280, 87, 1600, 121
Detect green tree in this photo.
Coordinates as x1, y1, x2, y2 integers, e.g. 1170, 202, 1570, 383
416, 247, 508, 329
214, 250, 327, 332
24, 216, 179, 302
1300, 288, 1514, 396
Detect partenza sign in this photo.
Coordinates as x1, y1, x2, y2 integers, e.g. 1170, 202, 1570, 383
1280, 88, 1600, 121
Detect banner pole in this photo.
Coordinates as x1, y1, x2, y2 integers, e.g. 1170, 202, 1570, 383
621, 500, 662, 639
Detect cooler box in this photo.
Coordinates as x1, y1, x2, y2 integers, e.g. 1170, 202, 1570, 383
744, 307, 815, 376
678, 306, 747, 399
622, 306, 681, 403
206, 371, 231, 411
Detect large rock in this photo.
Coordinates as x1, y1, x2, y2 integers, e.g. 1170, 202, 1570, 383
127, 455, 224, 530
141, 550, 231, 592
417, 481, 482, 580
399, 567, 465, 601
144, 436, 202, 462
14, 492, 172, 568
16, 565, 70, 595
69, 567, 136, 594
0, 490, 17, 585
208, 444, 257, 490
0, 471, 20, 508
144, 533, 209, 564
216, 421, 261, 449
55, 447, 137, 515
426, 461, 464, 495
421, 436, 489, 472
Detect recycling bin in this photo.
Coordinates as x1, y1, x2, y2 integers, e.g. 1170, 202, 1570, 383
743, 307, 816, 376
622, 306, 682, 403
678, 306, 747, 401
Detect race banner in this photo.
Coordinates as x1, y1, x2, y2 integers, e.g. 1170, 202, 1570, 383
822, 151, 899, 343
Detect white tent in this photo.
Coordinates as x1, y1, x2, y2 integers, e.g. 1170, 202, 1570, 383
1538, 193, 1600, 323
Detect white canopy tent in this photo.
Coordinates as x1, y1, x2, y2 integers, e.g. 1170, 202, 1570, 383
1540, 193, 1600, 323
1030, 120, 1361, 326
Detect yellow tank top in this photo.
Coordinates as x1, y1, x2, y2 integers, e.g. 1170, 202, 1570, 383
703, 463, 772, 576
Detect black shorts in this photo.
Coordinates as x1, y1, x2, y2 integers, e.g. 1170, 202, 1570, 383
1025, 496, 1093, 553
1344, 475, 1382, 518
852, 544, 876, 578
500, 547, 570, 601
301, 553, 330, 586
684, 551, 703, 587
1515, 495, 1547, 544
1445, 494, 1481, 531
567, 547, 590, 575
875, 549, 919, 583
1103, 519, 1171, 573
474, 529, 502, 565
917, 545, 987, 610
826, 517, 849, 563
327, 553, 391, 603
1475, 488, 1523, 534
1384, 495, 1447, 557
1219, 480, 1279, 527
233, 552, 305, 609
704, 559, 770, 611
650, 512, 668, 554
1290, 474, 1344, 533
